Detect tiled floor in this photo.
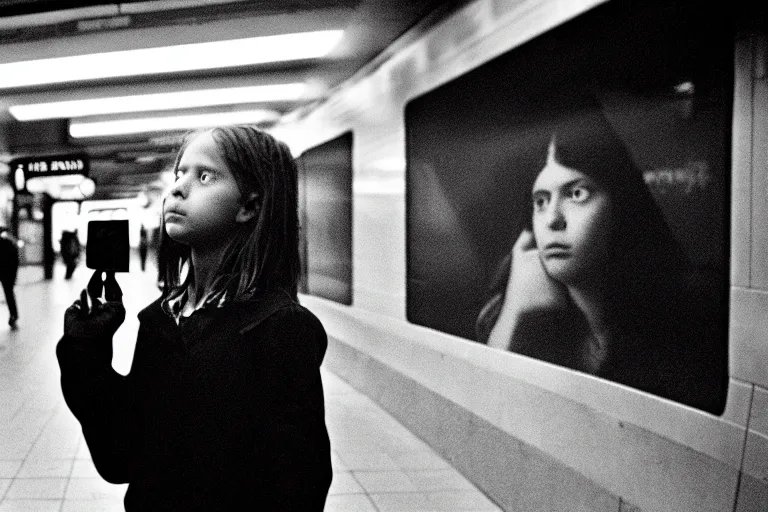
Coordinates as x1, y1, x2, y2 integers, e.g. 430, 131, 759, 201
0, 252, 501, 511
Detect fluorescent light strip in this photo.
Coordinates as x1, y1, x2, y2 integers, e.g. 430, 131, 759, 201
0, 6, 118, 29
0, 30, 343, 89
0, 0, 247, 29
10, 83, 309, 121
69, 110, 280, 138
120, 0, 249, 14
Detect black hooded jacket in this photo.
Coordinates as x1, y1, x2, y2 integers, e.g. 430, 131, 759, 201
57, 290, 332, 511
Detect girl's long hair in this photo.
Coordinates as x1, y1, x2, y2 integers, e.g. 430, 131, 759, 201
160, 125, 301, 305
541, 102, 727, 411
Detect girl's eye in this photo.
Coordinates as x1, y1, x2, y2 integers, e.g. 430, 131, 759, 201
174, 169, 184, 181
199, 171, 210, 183
533, 195, 548, 212
569, 185, 591, 202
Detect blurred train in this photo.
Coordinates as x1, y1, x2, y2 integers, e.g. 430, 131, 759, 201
268, 0, 767, 510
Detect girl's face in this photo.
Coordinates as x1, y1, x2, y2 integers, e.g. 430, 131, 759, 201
531, 144, 612, 286
164, 131, 244, 248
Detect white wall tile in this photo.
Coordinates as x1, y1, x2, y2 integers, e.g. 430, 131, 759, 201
743, 429, 768, 483
751, 50, 768, 290
730, 288, 768, 388
749, 386, 768, 437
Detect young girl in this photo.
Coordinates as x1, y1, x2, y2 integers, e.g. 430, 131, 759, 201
57, 126, 332, 510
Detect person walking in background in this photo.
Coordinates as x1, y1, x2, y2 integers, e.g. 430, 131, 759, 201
56, 125, 332, 510
0, 227, 20, 330
60, 230, 81, 280
138, 224, 149, 271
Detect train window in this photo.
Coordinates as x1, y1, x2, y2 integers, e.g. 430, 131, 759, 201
297, 132, 353, 305
405, 0, 731, 414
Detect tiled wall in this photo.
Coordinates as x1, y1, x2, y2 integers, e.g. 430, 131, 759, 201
323, 334, 624, 512
731, 32, 768, 512
284, 1, 768, 510
304, 293, 753, 511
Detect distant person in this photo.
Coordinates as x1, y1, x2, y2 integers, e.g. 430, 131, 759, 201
153, 221, 165, 289
0, 227, 19, 330
476, 103, 726, 414
138, 225, 149, 271
57, 125, 332, 510
60, 230, 81, 280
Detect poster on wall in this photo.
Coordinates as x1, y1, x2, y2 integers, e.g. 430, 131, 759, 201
405, 0, 730, 414
297, 132, 353, 305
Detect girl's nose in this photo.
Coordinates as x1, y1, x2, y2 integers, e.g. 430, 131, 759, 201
169, 174, 187, 198
546, 201, 566, 230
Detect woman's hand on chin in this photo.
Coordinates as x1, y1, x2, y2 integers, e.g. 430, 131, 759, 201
487, 230, 570, 351
507, 229, 569, 315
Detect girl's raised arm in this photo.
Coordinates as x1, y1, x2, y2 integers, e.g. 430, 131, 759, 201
56, 280, 137, 484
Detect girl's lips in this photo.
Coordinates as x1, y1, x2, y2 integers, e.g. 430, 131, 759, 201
542, 243, 570, 258
164, 211, 185, 221
543, 250, 570, 258
164, 205, 185, 216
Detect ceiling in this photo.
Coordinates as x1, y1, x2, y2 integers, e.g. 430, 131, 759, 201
0, 0, 463, 202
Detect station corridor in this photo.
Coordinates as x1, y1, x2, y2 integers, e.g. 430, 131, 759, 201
0, 253, 501, 512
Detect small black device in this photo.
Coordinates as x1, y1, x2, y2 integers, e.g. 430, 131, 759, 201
86, 220, 130, 272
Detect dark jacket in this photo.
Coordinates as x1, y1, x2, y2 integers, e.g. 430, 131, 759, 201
57, 290, 332, 511
60, 231, 81, 264
0, 234, 19, 283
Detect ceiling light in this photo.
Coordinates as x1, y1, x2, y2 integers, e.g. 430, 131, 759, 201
0, 5, 118, 29
0, 30, 344, 89
119, 0, 249, 14
10, 83, 310, 121
69, 109, 280, 138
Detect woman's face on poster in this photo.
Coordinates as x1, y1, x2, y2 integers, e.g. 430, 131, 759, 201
531, 142, 613, 285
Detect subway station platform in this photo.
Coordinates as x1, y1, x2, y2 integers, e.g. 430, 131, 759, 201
0, 252, 501, 512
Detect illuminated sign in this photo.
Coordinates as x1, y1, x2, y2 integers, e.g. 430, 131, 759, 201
9, 153, 90, 191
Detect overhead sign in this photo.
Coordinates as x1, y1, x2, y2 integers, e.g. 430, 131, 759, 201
9, 153, 90, 191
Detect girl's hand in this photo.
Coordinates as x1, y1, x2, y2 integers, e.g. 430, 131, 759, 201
487, 230, 568, 350
505, 230, 569, 316
64, 273, 125, 340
